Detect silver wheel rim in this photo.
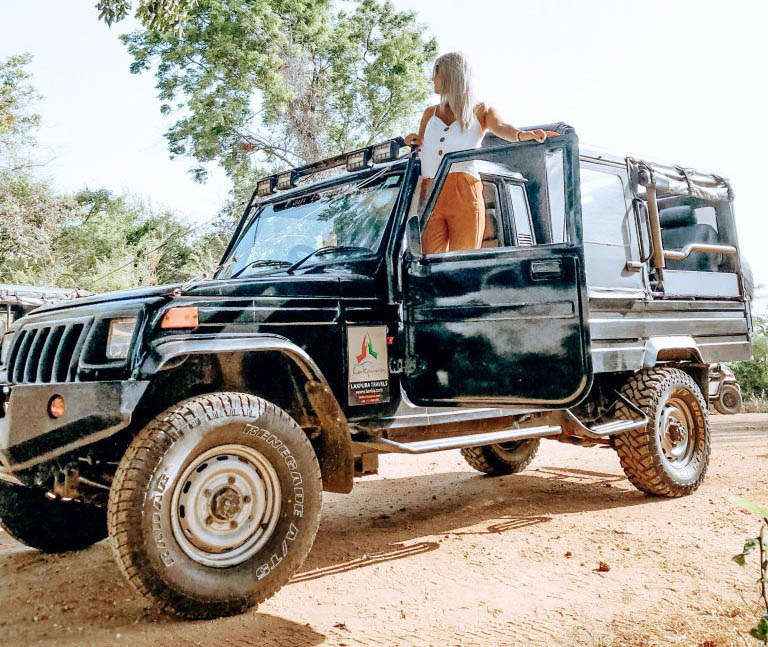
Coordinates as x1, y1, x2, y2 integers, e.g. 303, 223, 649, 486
658, 393, 696, 468
170, 444, 282, 568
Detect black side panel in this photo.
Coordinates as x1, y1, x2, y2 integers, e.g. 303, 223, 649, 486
403, 246, 591, 407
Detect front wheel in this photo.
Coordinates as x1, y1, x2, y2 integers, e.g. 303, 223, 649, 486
614, 367, 710, 497
108, 393, 323, 619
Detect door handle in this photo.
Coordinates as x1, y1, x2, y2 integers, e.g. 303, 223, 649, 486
530, 259, 563, 279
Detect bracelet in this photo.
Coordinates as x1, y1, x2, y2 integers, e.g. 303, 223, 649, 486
515, 130, 522, 142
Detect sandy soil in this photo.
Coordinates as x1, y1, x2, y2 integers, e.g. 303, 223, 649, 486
1, 414, 766, 647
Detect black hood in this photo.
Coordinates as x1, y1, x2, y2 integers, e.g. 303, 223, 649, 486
29, 272, 351, 316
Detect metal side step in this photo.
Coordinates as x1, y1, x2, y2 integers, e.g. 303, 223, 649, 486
562, 392, 649, 439
353, 425, 561, 455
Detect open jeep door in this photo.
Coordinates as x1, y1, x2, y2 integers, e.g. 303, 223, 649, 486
401, 131, 592, 408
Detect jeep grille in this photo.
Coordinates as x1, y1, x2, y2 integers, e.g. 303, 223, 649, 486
6, 321, 91, 384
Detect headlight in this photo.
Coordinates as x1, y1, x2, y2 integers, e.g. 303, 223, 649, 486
0, 331, 15, 366
106, 318, 137, 360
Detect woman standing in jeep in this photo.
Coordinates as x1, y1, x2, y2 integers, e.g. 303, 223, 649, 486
404, 51, 554, 254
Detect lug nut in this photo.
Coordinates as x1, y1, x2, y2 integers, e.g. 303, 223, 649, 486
230, 520, 237, 529
227, 476, 236, 485
205, 516, 213, 526
243, 495, 251, 504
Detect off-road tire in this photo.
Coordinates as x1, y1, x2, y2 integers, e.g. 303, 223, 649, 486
614, 367, 710, 497
107, 392, 323, 619
460, 439, 540, 476
0, 482, 106, 552
713, 383, 742, 415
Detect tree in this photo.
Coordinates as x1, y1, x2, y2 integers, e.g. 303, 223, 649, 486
120, 0, 437, 186
96, 0, 197, 32
0, 53, 42, 172
732, 316, 768, 398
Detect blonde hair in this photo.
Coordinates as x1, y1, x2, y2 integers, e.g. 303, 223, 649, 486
433, 52, 476, 131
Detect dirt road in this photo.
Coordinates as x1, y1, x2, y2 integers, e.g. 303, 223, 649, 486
1, 415, 766, 647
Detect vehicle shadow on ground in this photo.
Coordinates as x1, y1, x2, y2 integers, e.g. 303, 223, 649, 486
296, 466, 649, 576
0, 466, 652, 644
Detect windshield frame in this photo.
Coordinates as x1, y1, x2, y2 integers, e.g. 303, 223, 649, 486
215, 161, 409, 280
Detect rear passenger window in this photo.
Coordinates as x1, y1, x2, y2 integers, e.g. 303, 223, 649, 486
507, 183, 534, 246
580, 168, 628, 245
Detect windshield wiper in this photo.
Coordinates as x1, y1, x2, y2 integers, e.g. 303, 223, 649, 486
286, 245, 373, 274
229, 259, 292, 279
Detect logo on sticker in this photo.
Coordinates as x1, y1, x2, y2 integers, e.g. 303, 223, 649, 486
347, 326, 390, 406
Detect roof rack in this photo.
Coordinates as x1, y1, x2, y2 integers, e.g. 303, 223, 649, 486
254, 137, 408, 198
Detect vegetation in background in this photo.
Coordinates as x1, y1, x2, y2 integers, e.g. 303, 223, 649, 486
97, 0, 196, 32
732, 497, 768, 644
0, 53, 228, 292
119, 0, 437, 188
731, 316, 768, 408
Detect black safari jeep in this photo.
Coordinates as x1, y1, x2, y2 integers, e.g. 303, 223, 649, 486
0, 124, 752, 618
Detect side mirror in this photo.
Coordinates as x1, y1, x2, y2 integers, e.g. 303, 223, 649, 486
406, 216, 423, 261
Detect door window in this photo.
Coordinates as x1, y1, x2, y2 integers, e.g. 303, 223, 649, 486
507, 183, 534, 246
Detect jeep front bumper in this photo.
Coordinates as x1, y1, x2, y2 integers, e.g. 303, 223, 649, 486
0, 380, 149, 473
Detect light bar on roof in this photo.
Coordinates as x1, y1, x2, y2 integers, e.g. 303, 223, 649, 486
256, 176, 277, 197
372, 140, 400, 164
346, 149, 372, 172
277, 170, 298, 191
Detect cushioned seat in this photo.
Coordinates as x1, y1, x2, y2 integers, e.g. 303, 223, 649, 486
659, 205, 720, 271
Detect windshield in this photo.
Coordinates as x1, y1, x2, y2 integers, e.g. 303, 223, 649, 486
218, 171, 404, 279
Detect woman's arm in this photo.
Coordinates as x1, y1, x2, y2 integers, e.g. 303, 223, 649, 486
480, 104, 556, 143
404, 105, 437, 148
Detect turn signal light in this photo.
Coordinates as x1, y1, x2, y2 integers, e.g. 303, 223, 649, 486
161, 306, 199, 329
48, 395, 65, 419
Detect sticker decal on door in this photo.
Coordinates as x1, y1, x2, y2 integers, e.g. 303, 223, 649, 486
347, 325, 390, 406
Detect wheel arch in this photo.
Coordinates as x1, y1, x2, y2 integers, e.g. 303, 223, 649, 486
642, 336, 709, 396
132, 335, 354, 493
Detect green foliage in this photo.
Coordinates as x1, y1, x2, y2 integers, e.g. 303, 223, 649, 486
120, 0, 437, 188
0, 174, 223, 291
731, 497, 768, 644
0, 53, 232, 293
96, 0, 196, 32
0, 53, 42, 170
731, 316, 768, 398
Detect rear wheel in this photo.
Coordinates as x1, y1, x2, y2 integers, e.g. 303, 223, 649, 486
460, 439, 540, 476
713, 383, 742, 415
0, 482, 106, 552
614, 368, 710, 497
108, 392, 323, 619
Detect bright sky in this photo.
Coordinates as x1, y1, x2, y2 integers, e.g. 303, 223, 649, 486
3, 1, 767, 299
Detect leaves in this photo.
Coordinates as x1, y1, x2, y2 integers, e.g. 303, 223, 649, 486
96, 0, 195, 32
118, 0, 436, 191
751, 614, 768, 643
732, 496, 768, 518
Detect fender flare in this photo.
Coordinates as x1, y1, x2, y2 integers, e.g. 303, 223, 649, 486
642, 336, 705, 367
136, 334, 354, 493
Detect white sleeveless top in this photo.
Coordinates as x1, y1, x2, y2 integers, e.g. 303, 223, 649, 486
419, 108, 486, 179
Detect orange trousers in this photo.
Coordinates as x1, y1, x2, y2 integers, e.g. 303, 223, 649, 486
422, 172, 485, 254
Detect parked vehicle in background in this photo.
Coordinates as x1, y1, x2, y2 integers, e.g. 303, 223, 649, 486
0, 125, 752, 619
0, 284, 88, 337
708, 363, 743, 414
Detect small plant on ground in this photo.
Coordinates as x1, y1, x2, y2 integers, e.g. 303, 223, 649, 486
732, 496, 768, 644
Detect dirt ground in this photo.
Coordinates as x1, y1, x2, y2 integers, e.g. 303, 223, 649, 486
1, 414, 767, 647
